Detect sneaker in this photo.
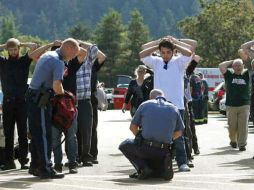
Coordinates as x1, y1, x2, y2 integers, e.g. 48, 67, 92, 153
179, 164, 190, 172
54, 164, 63, 173
230, 142, 237, 148
1, 162, 16, 170
239, 146, 246, 151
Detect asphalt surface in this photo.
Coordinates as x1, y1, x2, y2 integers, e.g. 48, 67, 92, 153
0, 110, 254, 190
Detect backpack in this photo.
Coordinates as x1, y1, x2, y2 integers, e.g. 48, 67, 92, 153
51, 91, 77, 133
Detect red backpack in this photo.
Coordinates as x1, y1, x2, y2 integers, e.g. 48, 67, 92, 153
51, 91, 77, 133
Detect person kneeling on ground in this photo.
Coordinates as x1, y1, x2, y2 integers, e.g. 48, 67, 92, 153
119, 89, 184, 180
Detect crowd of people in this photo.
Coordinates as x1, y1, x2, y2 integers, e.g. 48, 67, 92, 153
0, 35, 253, 181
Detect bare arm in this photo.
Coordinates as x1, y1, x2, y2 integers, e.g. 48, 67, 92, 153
174, 43, 192, 57
53, 80, 64, 95
178, 39, 197, 51
97, 50, 106, 64
130, 124, 139, 136
78, 40, 93, 50
29, 40, 62, 61
76, 47, 87, 64
0, 44, 6, 51
219, 60, 233, 74
20, 42, 38, 55
240, 40, 254, 59
139, 45, 158, 59
141, 39, 161, 50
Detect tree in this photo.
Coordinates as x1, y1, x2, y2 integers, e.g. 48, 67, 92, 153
68, 22, 92, 40
178, 0, 254, 67
93, 9, 125, 86
124, 9, 149, 75
0, 13, 18, 43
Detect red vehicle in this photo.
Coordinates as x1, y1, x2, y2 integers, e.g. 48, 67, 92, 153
112, 75, 132, 109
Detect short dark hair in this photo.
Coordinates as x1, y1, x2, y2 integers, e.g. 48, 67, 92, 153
158, 39, 175, 51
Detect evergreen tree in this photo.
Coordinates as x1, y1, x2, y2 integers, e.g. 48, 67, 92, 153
0, 13, 18, 43
125, 9, 149, 75
93, 9, 125, 86
68, 22, 92, 40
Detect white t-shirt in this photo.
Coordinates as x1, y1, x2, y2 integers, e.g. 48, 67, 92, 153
141, 54, 192, 109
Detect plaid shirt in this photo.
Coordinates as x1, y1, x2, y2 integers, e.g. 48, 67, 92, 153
76, 45, 98, 100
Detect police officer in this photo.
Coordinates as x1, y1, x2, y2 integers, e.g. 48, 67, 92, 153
119, 89, 184, 180
0, 38, 46, 170
27, 38, 79, 179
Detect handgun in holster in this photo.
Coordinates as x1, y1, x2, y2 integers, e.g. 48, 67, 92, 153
33, 84, 53, 108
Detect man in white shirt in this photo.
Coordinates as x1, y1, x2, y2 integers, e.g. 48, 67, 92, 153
139, 37, 194, 171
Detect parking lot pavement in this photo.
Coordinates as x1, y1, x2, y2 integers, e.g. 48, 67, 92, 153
0, 110, 254, 190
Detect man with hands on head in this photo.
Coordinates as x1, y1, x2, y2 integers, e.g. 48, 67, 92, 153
219, 59, 250, 151
139, 35, 194, 172
0, 38, 59, 170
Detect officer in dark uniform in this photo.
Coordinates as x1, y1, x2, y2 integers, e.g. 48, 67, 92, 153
119, 89, 184, 180
27, 38, 79, 179
0, 38, 39, 170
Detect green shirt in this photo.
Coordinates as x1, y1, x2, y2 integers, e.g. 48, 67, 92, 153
224, 69, 250, 107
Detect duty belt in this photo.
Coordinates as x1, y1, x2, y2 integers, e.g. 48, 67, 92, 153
142, 139, 171, 149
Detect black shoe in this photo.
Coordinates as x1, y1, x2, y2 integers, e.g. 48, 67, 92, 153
194, 148, 200, 155
28, 168, 40, 176
187, 160, 194, 168
161, 170, 174, 181
137, 167, 152, 180
64, 162, 69, 167
54, 164, 63, 173
1, 162, 16, 170
91, 159, 99, 164
82, 161, 93, 167
239, 146, 246, 151
69, 165, 78, 174
230, 142, 237, 148
40, 169, 64, 179
21, 164, 29, 170
129, 172, 139, 179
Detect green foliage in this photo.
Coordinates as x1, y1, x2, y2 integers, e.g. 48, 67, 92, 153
93, 9, 126, 86
68, 22, 92, 41
0, 13, 18, 43
178, 0, 254, 67
123, 9, 150, 76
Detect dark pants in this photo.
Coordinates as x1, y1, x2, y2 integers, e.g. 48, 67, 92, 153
202, 98, 208, 123
192, 99, 203, 124
183, 104, 193, 160
90, 94, 98, 158
119, 139, 172, 178
27, 96, 52, 173
77, 99, 93, 162
188, 102, 199, 151
3, 97, 28, 165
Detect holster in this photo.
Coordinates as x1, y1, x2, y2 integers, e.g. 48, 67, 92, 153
32, 85, 53, 108
134, 130, 143, 146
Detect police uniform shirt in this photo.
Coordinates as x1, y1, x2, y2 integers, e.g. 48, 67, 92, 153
30, 49, 64, 90
0, 53, 32, 97
131, 97, 185, 144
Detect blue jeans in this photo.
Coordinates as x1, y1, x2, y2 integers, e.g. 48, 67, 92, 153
174, 109, 187, 167
52, 114, 78, 165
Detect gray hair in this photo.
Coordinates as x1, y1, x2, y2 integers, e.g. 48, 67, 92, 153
232, 58, 243, 66
149, 89, 164, 99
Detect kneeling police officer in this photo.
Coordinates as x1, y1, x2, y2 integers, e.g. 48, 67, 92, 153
119, 89, 184, 180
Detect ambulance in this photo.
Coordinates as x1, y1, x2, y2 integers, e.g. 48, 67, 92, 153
194, 68, 224, 98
